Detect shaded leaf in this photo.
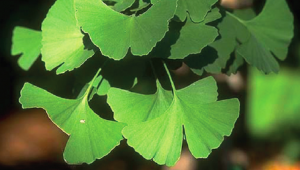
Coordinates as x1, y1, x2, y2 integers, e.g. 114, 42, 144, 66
228, 0, 294, 73
152, 9, 220, 60
168, 18, 218, 60
101, 57, 148, 90
185, 9, 242, 75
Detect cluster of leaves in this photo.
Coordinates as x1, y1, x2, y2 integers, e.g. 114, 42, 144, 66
11, 0, 294, 167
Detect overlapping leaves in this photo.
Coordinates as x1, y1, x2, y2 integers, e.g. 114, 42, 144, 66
152, 8, 220, 60
12, 0, 294, 75
223, 0, 293, 74
11, 0, 295, 167
108, 74, 240, 166
75, 0, 177, 60
186, 0, 293, 75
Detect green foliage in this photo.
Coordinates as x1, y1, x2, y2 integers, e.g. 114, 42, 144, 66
11, 0, 294, 167
11, 27, 42, 70
20, 70, 125, 164
225, 0, 293, 74
108, 70, 239, 166
41, 0, 95, 74
75, 0, 177, 60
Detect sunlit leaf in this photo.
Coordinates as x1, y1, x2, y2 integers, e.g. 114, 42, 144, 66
108, 80, 172, 124
75, 0, 178, 60
41, 0, 95, 74
11, 26, 42, 70
108, 76, 239, 166
20, 83, 125, 164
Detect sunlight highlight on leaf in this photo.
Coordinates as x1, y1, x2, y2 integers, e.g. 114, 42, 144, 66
41, 0, 95, 74
108, 76, 240, 166
75, 0, 178, 60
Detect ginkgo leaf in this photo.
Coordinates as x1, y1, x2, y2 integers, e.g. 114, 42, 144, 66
41, 0, 95, 74
108, 76, 240, 166
152, 9, 219, 60
203, 9, 253, 75
75, 0, 178, 60
226, 0, 294, 73
108, 80, 173, 124
168, 18, 218, 60
185, 9, 245, 75
19, 83, 125, 164
203, 7, 222, 23
11, 26, 42, 71
175, 0, 217, 22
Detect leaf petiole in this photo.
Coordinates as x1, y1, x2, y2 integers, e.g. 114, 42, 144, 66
84, 59, 109, 99
162, 61, 177, 94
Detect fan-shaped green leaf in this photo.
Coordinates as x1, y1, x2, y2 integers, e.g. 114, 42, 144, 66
75, 0, 178, 60
11, 26, 42, 70
41, 0, 95, 74
175, 0, 217, 22
152, 9, 220, 60
108, 80, 172, 124
228, 0, 294, 73
168, 18, 218, 60
20, 83, 125, 164
108, 76, 239, 166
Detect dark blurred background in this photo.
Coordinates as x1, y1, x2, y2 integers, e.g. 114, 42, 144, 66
1, 0, 300, 170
